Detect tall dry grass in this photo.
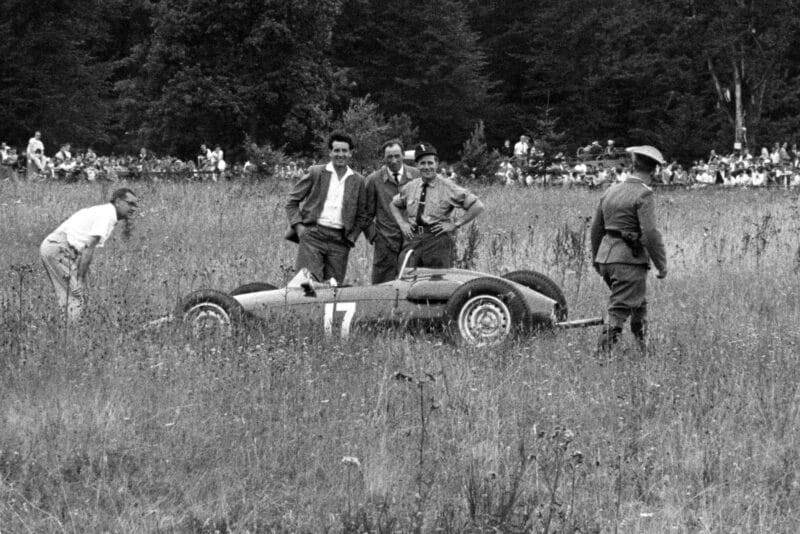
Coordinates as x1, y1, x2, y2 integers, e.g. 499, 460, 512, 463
1, 180, 799, 532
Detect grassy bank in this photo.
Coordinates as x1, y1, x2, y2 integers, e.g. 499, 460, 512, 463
1, 180, 799, 532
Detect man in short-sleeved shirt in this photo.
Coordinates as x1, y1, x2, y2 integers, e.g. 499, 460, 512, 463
40, 188, 139, 322
390, 142, 484, 269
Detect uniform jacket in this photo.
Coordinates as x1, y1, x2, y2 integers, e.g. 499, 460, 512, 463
590, 176, 667, 271
285, 164, 368, 247
364, 164, 420, 244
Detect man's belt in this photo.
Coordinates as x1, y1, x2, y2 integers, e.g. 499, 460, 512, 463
411, 223, 435, 235
605, 229, 643, 257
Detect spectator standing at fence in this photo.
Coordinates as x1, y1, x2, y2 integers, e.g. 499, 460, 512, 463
770, 143, 781, 165
364, 139, 420, 284
390, 142, 484, 269
28, 148, 46, 179
501, 139, 513, 158
513, 135, 530, 165
54, 143, 71, 164
40, 188, 139, 322
590, 145, 667, 355
213, 145, 226, 180
780, 142, 791, 164
26, 131, 44, 177
0, 143, 13, 180
285, 131, 369, 284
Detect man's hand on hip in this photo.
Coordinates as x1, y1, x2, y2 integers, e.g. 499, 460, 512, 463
431, 221, 456, 236
399, 221, 415, 240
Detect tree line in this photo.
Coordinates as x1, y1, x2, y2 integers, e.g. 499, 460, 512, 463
1, 0, 799, 163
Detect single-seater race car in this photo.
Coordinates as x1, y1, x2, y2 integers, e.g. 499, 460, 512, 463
170, 252, 602, 347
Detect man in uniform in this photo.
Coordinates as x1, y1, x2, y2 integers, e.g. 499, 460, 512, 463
590, 145, 668, 353
390, 142, 484, 269
285, 131, 368, 284
40, 188, 139, 322
365, 139, 420, 283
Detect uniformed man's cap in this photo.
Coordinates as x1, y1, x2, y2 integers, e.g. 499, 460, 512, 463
626, 145, 665, 166
414, 142, 438, 161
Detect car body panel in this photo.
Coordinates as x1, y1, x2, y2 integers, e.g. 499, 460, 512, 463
231, 267, 557, 339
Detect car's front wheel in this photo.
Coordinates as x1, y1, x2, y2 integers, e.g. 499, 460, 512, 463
503, 270, 567, 321
177, 289, 244, 340
445, 278, 526, 346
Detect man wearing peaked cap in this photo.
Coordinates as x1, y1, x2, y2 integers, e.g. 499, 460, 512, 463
590, 145, 668, 354
390, 142, 484, 269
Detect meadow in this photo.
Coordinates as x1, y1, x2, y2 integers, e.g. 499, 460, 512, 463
1, 179, 799, 533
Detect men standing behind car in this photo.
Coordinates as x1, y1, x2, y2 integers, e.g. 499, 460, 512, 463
285, 131, 368, 284
365, 139, 420, 283
390, 142, 484, 269
590, 145, 668, 354
40, 188, 139, 322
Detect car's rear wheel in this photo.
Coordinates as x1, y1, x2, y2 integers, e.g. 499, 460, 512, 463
503, 270, 567, 321
229, 282, 277, 296
445, 278, 527, 346
177, 289, 244, 340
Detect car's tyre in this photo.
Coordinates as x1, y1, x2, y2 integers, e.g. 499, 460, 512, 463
229, 282, 277, 296
177, 289, 245, 340
445, 278, 527, 347
503, 270, 568, 321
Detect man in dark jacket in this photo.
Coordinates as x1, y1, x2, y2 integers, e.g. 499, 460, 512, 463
364, 139, 420, 284
285, 131, 369, 284
590, 145, 668, 353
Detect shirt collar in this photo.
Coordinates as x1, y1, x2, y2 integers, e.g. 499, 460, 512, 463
325, 161, 354, 180
383, 165, 404, 182
421, 176, 438, 187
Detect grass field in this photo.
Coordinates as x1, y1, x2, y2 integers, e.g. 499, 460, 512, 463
2, 180, 800, 532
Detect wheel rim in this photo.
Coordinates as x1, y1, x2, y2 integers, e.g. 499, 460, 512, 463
458, 294, 512, 346
185, 302, 232, 339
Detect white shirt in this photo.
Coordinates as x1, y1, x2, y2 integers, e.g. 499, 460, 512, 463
513, 141, 529, 157
27, 137, 44, 159
54, 203, 118, 251
214, 149, 226, 170
317, 161, 354, 229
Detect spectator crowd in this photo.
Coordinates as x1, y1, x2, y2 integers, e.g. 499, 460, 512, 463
6, 129, 800, 189
495, 134, 800, 189
0, 131, 312, 182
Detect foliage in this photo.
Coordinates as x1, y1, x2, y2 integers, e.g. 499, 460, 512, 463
332, 0, 492, 158
119, 0, 347, 158
458, 120, 498, 182
0, 0, 115, 148
2, 0, 800, 161
316, 96, 417, 173
241, 135, 287, 176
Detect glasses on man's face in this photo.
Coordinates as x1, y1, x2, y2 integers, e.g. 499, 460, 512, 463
124, 198, 139, 208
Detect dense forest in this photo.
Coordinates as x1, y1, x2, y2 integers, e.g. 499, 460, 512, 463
1, 0, 799, 162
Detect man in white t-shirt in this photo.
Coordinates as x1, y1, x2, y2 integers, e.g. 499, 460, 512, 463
513, 134, 530, 164
40, 188, 139, 322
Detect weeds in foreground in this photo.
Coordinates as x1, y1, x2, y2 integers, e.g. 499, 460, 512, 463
1, 182, 800, 531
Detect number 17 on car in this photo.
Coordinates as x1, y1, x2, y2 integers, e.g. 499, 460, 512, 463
324, 302, 357, 339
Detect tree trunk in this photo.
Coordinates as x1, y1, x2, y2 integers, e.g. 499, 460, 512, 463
733, 55, 745, 150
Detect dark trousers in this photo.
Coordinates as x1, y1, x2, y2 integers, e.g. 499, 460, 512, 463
371, 234, 402, 284
598, 263, 647, 330
296, 225, 351, 283
398, 229, 453, 270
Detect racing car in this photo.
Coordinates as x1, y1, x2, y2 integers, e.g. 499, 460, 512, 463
169, 251, 602, 347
